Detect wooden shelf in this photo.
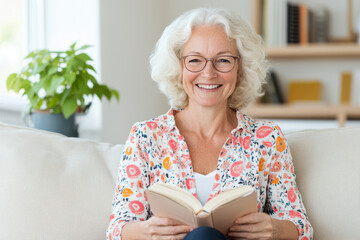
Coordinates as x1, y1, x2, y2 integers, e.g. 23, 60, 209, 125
243, 104, 360, 127
265, 43, 360, 59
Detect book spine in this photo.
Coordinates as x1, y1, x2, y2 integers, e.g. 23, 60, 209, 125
299, 4, 309, 45
195, 211, 213, 228
287, 3, 299, 44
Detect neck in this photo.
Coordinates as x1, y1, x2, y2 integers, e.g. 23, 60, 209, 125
175, 103, 237, 138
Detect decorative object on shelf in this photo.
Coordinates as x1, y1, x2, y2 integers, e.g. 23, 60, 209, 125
310, 6, 329, 43
287, 80, 322, 104
261, 70, 284, 104
340, 72, 352, 104
6, 42, 119, 137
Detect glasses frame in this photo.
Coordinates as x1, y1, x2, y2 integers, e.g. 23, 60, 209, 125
181, 55, 240, 73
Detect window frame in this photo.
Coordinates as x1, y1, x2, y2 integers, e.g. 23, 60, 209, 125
0, 0, 45, 112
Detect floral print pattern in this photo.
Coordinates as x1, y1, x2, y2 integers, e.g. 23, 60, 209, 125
107, 109, 313, 240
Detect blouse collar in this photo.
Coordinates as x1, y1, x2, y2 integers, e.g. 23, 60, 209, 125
166, 108, 245, 133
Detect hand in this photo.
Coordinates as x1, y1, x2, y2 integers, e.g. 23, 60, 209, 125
227, 212, 274, 240
140, 216, 193, 240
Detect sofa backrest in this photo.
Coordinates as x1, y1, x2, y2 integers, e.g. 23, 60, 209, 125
286, 127, 360, 240
0, 122, 123, 240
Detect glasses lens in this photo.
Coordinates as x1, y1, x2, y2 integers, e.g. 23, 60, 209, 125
214, 56, 235, 72
184, 56, 206, 72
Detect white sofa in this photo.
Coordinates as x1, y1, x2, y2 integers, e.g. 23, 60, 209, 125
0, 122, 359, 240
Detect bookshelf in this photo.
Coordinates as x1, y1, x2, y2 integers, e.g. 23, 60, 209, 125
243, 104, 360, 127
248, 0, 360, 126
266, 43, 360, 59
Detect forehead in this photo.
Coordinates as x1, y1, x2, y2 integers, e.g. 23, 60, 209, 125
182, 25, 238, 55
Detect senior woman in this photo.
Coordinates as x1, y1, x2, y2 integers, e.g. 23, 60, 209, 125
107, 8, 313, 240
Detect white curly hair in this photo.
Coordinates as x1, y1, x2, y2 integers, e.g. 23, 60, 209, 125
149, 8, 268, 110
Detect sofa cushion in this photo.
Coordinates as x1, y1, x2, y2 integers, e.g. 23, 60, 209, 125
0, 122, 123, 240
286, 127, 360, 240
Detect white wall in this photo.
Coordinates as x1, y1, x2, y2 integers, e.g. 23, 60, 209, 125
99, 0, 253, 144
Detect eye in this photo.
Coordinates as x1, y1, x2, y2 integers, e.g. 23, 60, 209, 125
216, 57, 232, 63
187, 56, 204, 63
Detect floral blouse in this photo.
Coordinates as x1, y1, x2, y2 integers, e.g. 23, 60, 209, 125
107, 109, 313, 240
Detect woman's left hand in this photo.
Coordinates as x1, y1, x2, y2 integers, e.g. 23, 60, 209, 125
227, 212, 275, 240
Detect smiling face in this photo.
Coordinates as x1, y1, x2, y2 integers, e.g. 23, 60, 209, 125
181, 25, 239, 110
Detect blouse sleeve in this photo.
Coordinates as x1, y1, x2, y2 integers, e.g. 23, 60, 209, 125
106, 123, 150, 240
264, 124, 313, 240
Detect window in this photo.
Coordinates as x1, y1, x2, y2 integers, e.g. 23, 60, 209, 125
0, 0, 26, 99
0, 0, 44, 111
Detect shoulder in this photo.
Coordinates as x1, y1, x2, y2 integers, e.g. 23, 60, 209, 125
129, 110, 175, 138
239, 112, 285, 141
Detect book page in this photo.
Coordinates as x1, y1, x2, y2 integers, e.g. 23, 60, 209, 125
203, 185, 254, 212
146, 190, 198, 227
210, 191, 257, 235
147, 182, 203, 213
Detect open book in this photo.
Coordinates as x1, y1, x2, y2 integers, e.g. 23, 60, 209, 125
146, 182, 257, 235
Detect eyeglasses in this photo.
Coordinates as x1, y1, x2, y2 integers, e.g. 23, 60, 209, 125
181, 55, 239, 73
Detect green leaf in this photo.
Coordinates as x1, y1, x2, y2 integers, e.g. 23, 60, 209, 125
60, 89, 71, 105
111, 89, 120, 101
75, 53, 92, 62
85, 64, 96, 73
25, 51, 37, 59
70, 42, 77, 51
62, 95, 78, 118
48, 76, 64, 95
48, 65, 58, 75
35, 98, 44, 109
47, 95, 61, 109
65, 71, 76, 86
77, 44, 92, 51
101, 85, 112, 101
6, 73, 18, 91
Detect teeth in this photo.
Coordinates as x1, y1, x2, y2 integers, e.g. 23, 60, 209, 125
197, 84, 220, 89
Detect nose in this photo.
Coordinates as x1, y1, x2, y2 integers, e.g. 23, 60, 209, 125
201, 60, 218, 78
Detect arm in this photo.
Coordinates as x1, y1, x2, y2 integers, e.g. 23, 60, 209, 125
122, 217, 192, 240
228, 212, 298, 239
228, 124, 313, 240
106, 123, 192, 240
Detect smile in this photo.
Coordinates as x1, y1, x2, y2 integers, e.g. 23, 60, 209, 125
196, 84, 222, 89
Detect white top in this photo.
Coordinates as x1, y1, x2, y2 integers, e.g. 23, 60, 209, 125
194, 170, 216, 206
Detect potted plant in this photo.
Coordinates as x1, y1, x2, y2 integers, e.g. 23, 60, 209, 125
6, 42, 119, 137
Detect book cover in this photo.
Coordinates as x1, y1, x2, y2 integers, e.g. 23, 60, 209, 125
146, 183, 257, 235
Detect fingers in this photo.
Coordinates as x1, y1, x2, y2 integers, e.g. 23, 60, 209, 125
145, 217, 193, 239
228, 213, 273, 240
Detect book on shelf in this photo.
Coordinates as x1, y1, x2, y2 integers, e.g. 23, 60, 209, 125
287, 2, 300, 44
262, 0, 287, 46
352, 70, 360, 105
299, 4, 309, 45
259, 0, 332, 46
340, 72, 352, 104
146, 182, 257, 235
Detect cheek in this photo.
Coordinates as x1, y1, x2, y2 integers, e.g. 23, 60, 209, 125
182, 70, 197, 84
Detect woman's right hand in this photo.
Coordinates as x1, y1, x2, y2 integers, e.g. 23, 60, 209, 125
123, 216, 193, 240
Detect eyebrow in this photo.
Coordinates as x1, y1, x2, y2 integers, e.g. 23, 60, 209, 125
186, 51, 235, 56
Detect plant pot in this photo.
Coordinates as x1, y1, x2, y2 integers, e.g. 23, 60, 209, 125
24, 111, 79, 137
